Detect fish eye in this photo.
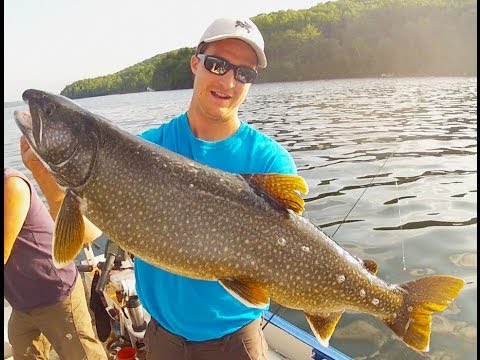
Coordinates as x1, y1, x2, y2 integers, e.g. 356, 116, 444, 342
44, 103, 56, 116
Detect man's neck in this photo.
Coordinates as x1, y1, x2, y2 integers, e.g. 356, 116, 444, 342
186, 110, 240, 141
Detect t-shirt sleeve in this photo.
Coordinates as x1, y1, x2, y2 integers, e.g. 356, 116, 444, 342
138, 126, 164, 146
265, 146, 297, 175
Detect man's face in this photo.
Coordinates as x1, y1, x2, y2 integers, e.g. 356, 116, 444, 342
190, 38, 258, 123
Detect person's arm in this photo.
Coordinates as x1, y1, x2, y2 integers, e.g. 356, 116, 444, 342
4, 176, 30, 264
20, 136, 102, 243
20, 137, 64, 218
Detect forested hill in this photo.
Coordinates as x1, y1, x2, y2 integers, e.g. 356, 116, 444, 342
61, 0, 477, 99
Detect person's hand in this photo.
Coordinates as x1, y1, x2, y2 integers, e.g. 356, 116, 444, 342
20, 135, 47, 175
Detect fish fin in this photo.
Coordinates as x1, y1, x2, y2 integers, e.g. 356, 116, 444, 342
52, 190, 85, 269
305, 311, 344, 347
362, 259, 378, 274
242, 174, 309, 215
218, 278, 269, 309
386, 275, 465, 352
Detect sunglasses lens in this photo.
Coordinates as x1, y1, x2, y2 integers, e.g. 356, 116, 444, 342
199, 55, 257, 83
236, 68, 257, 83
204, 57, 228, 75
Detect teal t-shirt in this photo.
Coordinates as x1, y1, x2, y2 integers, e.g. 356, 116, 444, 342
135, 112, 297, 341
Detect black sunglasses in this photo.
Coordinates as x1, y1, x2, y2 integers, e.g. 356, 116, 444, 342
196, 54, 258, 84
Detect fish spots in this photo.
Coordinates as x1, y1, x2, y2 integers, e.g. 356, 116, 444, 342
404, 318, 412, 331
372, 298, 380, 305
359, 289, 366, 297
189, 184, 194, 188
336, 274, 346, 283
277, 238, 287, 246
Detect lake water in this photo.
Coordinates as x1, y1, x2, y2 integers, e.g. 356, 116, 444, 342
4, 77, 477, 359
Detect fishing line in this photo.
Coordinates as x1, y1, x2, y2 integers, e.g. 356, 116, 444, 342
396, 180, 407, 271
331, 150, 396, 238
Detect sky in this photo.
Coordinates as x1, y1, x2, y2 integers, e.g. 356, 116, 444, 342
4, 0, 322, 102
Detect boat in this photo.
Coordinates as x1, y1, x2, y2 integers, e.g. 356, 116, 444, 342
4, 244, 352, 360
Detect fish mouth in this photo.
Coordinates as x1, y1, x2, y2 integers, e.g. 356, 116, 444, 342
14, 109, 52, 171
14, 109, 38, 149
15, 89, 49, 153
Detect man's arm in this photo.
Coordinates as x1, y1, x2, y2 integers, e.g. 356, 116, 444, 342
20, 136, 102, 243
4, 176, 30, 264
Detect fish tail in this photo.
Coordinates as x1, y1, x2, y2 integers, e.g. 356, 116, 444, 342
385, 275, 464, 352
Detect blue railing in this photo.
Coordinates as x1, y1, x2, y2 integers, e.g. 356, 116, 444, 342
262, 310, 352, 360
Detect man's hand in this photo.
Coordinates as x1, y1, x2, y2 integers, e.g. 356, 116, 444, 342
20, 135, 46, 174
19, 134, 63, 217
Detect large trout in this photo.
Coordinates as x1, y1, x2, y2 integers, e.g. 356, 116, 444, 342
14, 89, 464, 352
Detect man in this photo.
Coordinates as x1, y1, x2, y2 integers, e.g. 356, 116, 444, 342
4, 167, 108, 360
21, 17, 297, 359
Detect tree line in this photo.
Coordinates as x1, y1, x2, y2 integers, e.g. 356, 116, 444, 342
61, 0, 477, 99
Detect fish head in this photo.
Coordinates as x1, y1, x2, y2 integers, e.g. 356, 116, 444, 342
14, 89, 99, 188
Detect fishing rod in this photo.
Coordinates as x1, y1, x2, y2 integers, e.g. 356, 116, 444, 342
262, 149, 396, 331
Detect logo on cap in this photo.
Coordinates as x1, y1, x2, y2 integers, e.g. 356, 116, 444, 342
235, 20, 252, 33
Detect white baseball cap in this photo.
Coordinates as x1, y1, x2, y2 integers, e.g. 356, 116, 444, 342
197, 18, 267, 68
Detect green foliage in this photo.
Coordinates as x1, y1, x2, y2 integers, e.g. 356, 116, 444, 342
61, 53, 170, 99
61, 0, 476, 99
151, 48, 195, 91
